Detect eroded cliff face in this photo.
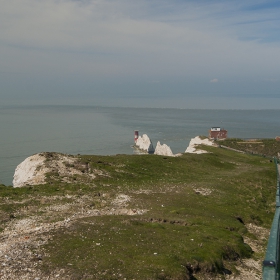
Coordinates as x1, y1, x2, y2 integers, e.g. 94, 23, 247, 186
13, 154, 47, 187
154, 141, 174, 157
135, 134, 154, 153
13, 152, 95, 188
185, 136, 215, 154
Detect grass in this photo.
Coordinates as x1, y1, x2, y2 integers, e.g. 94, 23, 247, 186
217, 138, 280, 158
0, 144, 277, 279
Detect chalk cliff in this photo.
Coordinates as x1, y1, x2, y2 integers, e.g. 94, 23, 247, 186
185, 136, 215, 154
13, 136, 215, 187
13, 154, 48, 188
154, 141, 174, 157
13, 152, 95, 188
135, 134, 154, 153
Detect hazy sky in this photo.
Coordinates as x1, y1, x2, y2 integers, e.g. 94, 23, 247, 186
1, 0, 280, 109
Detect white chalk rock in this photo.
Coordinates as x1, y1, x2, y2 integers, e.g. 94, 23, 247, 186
135, 134, 154, 153
13, 152, 96, 188
154, 141, 174, 157
13, 154, 48, 188
185, 136, 214, 154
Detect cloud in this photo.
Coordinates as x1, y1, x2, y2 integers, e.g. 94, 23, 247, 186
1, 1, 279, 71
210, 79, 219, 83
264, 78, 278, 82
0, 0, 280, 108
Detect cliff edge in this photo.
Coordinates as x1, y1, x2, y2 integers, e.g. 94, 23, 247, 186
185, 136, 215, 154
13, 152, 95, 188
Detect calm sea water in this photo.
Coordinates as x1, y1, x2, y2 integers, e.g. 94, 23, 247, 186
1, 105, 280, 186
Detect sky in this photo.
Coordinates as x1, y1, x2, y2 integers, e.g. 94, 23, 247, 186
1, 0, 280, 109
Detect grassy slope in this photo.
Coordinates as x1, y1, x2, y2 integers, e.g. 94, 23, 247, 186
0, 145, 277, 279
218, 138, 280, 158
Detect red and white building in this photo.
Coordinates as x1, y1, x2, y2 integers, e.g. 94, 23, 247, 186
208, 127, 227, 140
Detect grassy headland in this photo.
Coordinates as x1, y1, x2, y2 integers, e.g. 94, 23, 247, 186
0, 143, 277, 279
216, 138, 280, 158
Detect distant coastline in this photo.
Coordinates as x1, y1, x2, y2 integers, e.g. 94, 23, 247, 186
1, 106, 280, 185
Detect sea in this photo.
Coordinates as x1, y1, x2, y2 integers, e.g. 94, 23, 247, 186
1, 105, 280, 186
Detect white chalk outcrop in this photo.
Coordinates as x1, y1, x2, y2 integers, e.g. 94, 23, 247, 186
154, 141, 174, 157
13, 154, 48, 188
13, 152, 96, 188
135, 134, 154, 153
185, 136, 215, 154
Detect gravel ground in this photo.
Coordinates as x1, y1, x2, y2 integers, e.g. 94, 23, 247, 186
0, 192, 147, 280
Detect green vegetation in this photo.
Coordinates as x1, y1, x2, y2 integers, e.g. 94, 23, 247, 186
0, 144, 277, 279
217, 138, 280, 158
